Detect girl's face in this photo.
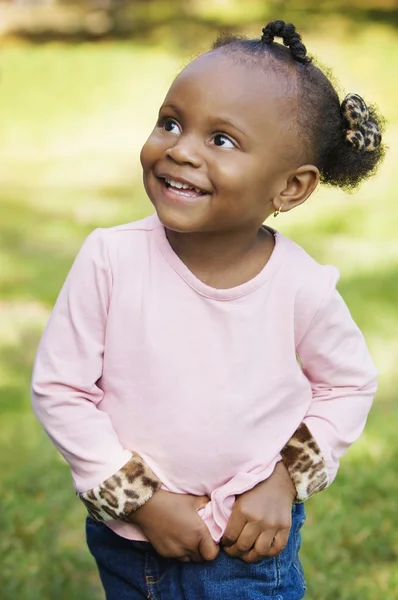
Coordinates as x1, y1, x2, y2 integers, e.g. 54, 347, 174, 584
140, 51, 301, 234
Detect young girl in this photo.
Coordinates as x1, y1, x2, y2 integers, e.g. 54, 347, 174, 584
32, 20, 384, 600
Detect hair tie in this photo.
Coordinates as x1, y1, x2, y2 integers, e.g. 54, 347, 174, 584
341, 93, 381, 152
261, 21, 311, 65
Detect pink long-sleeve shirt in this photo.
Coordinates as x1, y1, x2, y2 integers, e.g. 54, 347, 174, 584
32, 214, 377, 542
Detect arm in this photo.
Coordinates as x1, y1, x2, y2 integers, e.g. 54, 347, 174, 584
31, 230, 161, 521
281, 286, 377, 502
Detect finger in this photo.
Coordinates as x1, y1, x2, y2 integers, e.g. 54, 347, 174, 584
241, 530, 277, 563
224, 522, 261, 557
245, 527, 289, 562
182, 533, 209, 563
178, 556, 191, 563
265, 526, 291, 558
198, 531, 220, 561
186, 547, 204, 562
182, 544, 204, 563
221, 511, 247, 547
274, 526, 290, 554
188, 552, 204, 563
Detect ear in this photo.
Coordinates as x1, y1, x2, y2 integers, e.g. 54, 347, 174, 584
273, 165, 319, 213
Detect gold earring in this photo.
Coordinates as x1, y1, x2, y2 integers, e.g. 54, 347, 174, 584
273, 203, 283, 218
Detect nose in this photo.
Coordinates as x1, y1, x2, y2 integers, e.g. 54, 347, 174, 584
165, 134, 202, 168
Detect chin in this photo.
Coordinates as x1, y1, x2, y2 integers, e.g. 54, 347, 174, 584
154, 203, 211, 234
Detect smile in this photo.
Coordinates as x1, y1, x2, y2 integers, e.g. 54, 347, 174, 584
160, 176, 208, 199
165, 177, 205, 194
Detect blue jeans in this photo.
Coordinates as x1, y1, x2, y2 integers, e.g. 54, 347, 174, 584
86, 503, 306, 600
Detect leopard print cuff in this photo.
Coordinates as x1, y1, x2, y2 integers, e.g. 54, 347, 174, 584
280, 423, 329, 502
79, 453, 162, 522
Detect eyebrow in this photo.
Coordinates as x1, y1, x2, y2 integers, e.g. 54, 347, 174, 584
160, 103, 249, 138
213, 117, 249, 138
161, 103, 180, 113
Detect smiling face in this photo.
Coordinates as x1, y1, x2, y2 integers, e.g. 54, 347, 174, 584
140, 51, 303, 234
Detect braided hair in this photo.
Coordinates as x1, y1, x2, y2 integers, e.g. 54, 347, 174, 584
212, 20, 385, 190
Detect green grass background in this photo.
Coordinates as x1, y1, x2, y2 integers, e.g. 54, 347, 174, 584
0, 17, 397, 600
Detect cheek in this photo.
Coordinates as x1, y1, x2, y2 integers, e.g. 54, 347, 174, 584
139, 139, 153, 171
210, 158, 241, 189
140, 131, 163, 170
209, 156, 274, 220
211, 156, 260, 197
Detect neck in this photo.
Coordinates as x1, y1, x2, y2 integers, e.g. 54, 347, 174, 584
165, 226, 273, 276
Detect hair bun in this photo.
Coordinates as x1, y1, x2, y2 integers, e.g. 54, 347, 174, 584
341, 93, 382, 152
261, 20, 311, 65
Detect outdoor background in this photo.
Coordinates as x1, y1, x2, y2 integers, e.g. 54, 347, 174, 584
0, 1, 397, 598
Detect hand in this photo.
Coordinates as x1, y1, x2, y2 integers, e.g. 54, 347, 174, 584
129, 490, 219, 563
221, 461, 296, 563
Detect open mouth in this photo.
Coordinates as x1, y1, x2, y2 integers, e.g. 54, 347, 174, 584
161, 176, 208, 198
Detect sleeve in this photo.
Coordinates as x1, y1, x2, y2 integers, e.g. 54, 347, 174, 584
31, 229, 161, 521
281, 283, 377, 502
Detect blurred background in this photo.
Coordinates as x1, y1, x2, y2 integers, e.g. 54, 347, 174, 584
0, 1, 397, 599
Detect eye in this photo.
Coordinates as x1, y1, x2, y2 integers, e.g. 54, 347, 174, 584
212, 134, 235, 149
160, 118, 181, 135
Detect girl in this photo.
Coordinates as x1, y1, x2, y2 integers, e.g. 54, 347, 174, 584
32, 20, 384, 600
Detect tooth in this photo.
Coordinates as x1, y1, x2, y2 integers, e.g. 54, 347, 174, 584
164, 177, 204, 193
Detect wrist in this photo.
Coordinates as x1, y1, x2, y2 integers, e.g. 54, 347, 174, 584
273, 461, 297, 501
127, 488, 166, 525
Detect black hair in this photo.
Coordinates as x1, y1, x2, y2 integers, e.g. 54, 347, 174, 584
212, 20, 385, 191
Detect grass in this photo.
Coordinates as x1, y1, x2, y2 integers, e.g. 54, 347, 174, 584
0, 21, 397, 600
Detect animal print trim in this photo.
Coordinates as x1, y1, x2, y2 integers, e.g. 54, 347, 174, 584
280, 423, 329, 502
79, 453, 162, 522
341, 93, 381, 152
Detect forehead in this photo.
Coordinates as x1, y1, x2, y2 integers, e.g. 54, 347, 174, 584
164, 51, 298, 138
